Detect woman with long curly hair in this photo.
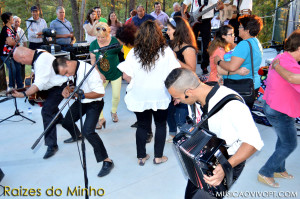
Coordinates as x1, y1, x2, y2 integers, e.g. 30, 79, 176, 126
89, 22, 122, 128
83, 9, 98, 43
207, 25, 249, 83
118, 20, 180, 166
107, 12, 122, 37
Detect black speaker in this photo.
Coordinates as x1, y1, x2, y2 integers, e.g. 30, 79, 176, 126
40, 44, 61, 53
0, 168, 4, 182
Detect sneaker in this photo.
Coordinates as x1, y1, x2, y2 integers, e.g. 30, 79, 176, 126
6, 87, 13, 93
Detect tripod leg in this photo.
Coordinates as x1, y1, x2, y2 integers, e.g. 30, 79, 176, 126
0, 115, 15, 123
19, 114, 36, 123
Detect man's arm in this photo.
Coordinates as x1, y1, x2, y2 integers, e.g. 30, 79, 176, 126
181, 3, 188, 19
12, 84, 39, 98
203, 143, 257, 186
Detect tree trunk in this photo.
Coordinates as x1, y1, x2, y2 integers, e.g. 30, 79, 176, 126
111, 0, 115, 12
70, 0, 80, 42
129, 0, 135, 11
162, 0, 165, 12
36, 0, 43, 18
79, 0, 86, 41
58, 0, 63, 6
125, 0, 127, 20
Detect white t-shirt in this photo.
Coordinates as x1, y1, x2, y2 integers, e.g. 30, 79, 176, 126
33, 50, 67, 91
183, 0, 218, 19
69, 61, 105, 104
206, 86, 264, 155
118, 47, 181, 112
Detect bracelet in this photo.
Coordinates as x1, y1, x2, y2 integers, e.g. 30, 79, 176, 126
81, 93, 85, 99
273, 62, 279, 69
217, 59, 222, 66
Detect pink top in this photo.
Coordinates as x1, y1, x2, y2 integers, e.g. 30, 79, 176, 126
263, 52, 300, 118
208, 47, 225, 82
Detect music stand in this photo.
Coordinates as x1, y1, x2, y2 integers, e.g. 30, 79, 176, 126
0, 97, 35, 124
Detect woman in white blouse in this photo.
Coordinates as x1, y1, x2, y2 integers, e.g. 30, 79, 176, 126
118, 21, 180, 166
83, 9, 98, 44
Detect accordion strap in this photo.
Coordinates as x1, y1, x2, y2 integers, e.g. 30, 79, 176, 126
215, 150, 234, 189
195, 94, 243, 133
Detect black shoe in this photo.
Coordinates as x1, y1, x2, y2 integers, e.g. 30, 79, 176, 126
98, 160, 114, 177
146, 132, 153, 143
63, 136, 82, 143
202, 68, 209, 75
131, 121, 138, 128
43, 146, 58, 159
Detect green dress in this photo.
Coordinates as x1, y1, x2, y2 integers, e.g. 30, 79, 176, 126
89, 36, 122, 81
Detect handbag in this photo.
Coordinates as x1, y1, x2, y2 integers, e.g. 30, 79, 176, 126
223, 40, 255, 105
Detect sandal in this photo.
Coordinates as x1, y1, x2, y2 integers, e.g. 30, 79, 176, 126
258, 174, 280, 188
153, 156, 168, 165
111, 112, 118, 123
138, 154, 150, 166
274, 172, 294, 179
96, 119, 106, 129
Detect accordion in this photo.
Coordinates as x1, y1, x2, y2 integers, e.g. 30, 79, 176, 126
173, 94, 243, 197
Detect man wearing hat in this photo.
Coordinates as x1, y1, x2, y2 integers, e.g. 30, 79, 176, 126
26, 5, 48, 50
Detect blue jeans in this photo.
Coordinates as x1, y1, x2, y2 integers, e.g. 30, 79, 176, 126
0, 56, 23, 88
167, 101, 188, 136
259, 102, 297, 177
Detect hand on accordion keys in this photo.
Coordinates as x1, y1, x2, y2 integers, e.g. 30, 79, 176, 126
203, 164, 225, 187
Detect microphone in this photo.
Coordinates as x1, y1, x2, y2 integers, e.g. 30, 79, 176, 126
26, 19, 37, 23
91, 43, 120, 53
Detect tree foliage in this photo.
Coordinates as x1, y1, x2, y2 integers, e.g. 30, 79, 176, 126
0, 0, 287, 44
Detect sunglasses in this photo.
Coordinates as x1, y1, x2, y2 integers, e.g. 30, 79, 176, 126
96, 27, 106, 32
169, 18, 176, 28
227, 33, 235, 37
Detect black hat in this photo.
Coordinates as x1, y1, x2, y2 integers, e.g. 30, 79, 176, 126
31, 6, 38, 12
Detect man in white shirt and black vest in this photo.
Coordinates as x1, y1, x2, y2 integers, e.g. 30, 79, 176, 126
181, 0, 224, 75
52, 57, 114, 177
12, 47, 67, 159
165, 68, 263, 199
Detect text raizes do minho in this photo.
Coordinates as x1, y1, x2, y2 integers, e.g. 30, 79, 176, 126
0, 185, 105, 197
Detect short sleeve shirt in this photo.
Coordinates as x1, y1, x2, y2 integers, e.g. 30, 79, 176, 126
50, 18, 73, 45
0, 26, 17, 56
89, 37, 122, 80
132, 14, 156, 27
230, 38, 263, 89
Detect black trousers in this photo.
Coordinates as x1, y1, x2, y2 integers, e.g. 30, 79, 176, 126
134, 109, 168, 158
193, 18, 212, 71
185, 160, 246, 199
62, 100, 108, 162
29, 42, 43, 50
42, 83, 66, 147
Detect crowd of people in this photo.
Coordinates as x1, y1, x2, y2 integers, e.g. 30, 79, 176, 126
1, 1, 299, 198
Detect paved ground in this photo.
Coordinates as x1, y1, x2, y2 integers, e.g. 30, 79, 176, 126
0, 48, 299, 199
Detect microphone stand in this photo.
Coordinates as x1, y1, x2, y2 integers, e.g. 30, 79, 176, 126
0, 21, 34, 70
0, 21, 36, 124
31, 54, 103, 199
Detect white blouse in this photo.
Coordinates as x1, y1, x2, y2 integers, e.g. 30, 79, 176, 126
118, 47, 180, 112
83, 23, 97, 44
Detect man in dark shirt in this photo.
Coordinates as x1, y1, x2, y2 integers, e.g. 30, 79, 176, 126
132, 5, 156, 27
